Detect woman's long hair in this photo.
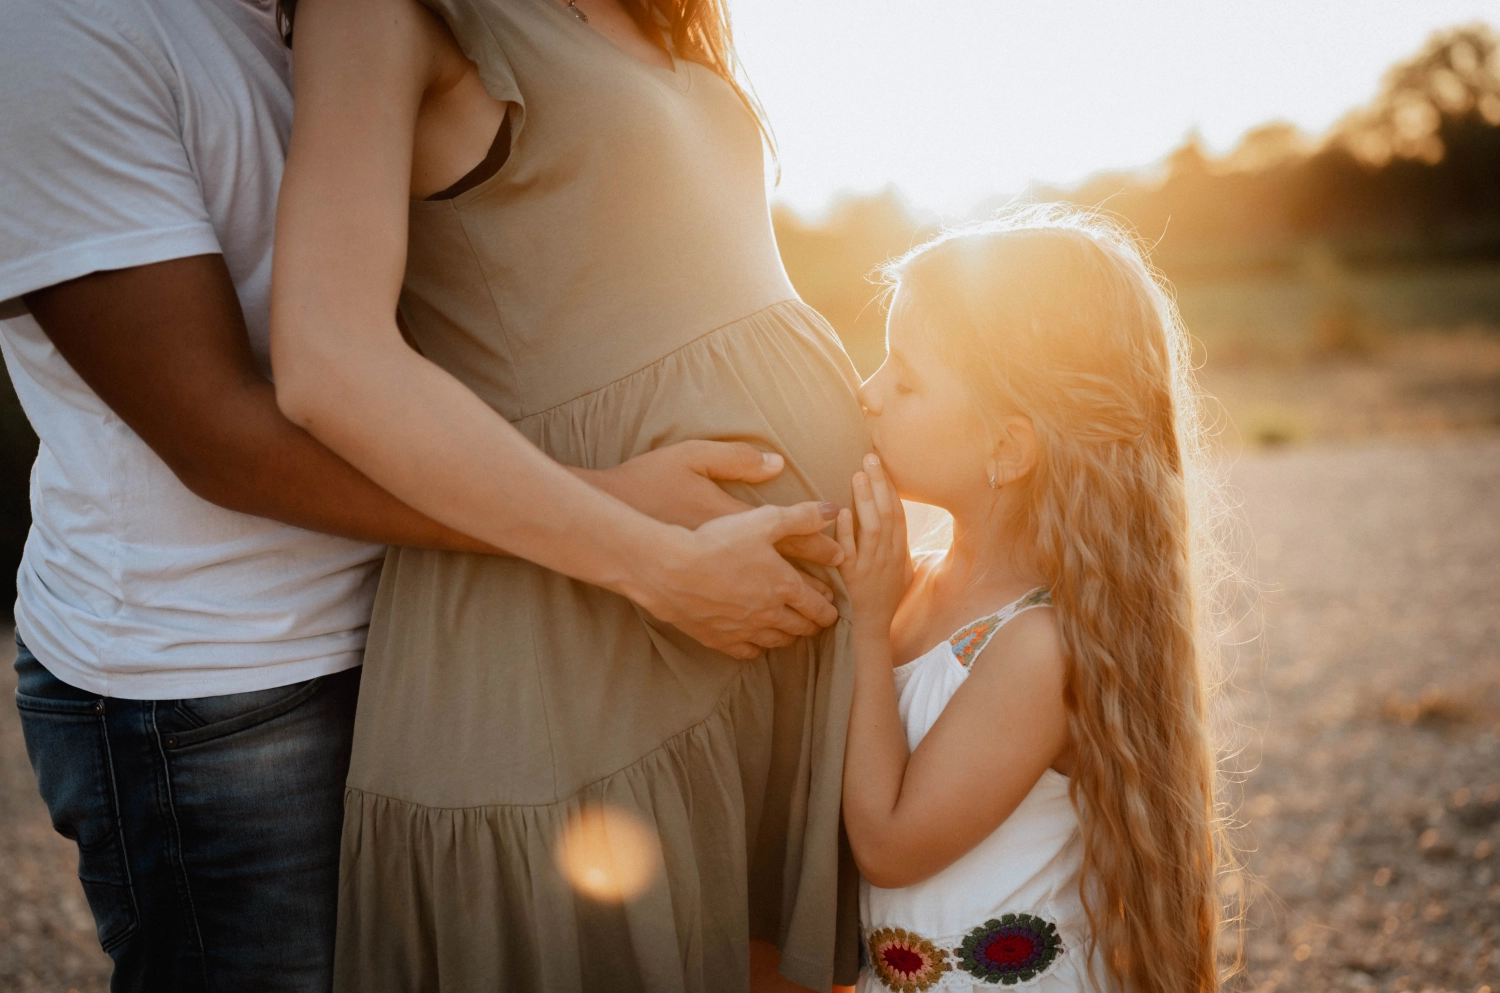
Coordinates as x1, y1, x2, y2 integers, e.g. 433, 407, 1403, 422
623, 0, 774, 154
886, 205, 1234, 992
275, 0, 774, 154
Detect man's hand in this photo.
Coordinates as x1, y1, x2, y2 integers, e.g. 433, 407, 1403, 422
581, 441, 845, 570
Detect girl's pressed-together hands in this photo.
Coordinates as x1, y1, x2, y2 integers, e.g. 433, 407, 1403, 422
835, 453, 914, 635
836, 445, 1070, 890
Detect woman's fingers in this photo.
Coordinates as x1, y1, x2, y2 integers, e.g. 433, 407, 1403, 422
758, 500, 840, 542
765, 606, 819, 639
775, 531, 846, 568
745, 628, 797, 650
752, 503, 841, 629
784, 569, 840, 627
796, 569, 836, 603
835, 507, 857, 565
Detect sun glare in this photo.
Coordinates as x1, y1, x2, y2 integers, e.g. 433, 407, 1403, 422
555, 804, 663, 903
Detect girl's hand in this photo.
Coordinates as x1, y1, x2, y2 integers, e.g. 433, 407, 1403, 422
836, 453, 912, 636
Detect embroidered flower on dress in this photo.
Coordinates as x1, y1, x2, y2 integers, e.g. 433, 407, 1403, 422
866, 927, 951, 992
948, 619, 995, 669
957, 913, 1063, 985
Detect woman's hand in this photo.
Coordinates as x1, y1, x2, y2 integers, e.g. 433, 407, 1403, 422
836, 454, 912, 638
636, 501, 843, 659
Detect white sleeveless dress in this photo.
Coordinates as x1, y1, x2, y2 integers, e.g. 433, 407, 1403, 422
857, 589, 1114, 993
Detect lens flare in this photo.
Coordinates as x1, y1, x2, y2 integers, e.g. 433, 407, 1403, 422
554, 804, 661, 903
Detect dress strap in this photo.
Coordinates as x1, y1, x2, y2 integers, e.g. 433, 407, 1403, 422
947, 588, 1053, 670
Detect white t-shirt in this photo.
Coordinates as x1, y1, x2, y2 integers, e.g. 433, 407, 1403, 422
0, 0, 384, 699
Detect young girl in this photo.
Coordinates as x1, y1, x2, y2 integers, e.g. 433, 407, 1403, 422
835, 206, 1226, 993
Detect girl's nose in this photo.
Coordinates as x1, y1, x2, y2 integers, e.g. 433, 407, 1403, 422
857, 380, 880, 416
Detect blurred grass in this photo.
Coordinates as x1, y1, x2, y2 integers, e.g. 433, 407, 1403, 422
1179, 259, 1500, 363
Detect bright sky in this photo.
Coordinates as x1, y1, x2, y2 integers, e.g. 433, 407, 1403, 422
733, 1, 1500, 218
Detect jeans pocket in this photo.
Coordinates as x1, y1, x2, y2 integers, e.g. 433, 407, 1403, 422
167, 676, 325, 749
15, 689, 139, 952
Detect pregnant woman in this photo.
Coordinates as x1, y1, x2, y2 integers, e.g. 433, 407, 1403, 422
270, 0, 868, 990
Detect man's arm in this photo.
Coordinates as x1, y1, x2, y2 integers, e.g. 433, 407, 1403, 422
25, 254, 494, 551
23, 254, 846, 570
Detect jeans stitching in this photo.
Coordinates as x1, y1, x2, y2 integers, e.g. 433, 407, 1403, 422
165, 677, 325, 750
152, 701, 209, 981
14, 692, 106, 715
95, 699, 141, 953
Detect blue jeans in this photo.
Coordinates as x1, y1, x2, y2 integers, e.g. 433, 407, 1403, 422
13, 637, 360, 993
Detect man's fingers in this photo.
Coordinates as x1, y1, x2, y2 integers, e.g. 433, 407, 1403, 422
688, 440, 784, 485
760, 500, 840, 542
775, 531, 845, 568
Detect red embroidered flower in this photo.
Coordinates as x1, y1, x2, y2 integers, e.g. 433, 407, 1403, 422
958, 913, 1063, 984
866, 927, 951, 992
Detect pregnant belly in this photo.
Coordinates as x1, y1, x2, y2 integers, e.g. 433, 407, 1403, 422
516, 300, 872, 513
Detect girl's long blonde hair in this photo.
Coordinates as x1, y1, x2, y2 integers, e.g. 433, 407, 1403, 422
887, 204, 1232, 992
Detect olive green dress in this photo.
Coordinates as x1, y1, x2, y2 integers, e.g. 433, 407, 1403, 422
333, 2, 869, 991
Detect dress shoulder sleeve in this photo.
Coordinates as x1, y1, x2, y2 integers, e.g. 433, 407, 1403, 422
418, 0, 524, 120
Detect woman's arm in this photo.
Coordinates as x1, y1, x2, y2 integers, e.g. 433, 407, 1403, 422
836, 458, 1069, 889
271, 0, 837, 659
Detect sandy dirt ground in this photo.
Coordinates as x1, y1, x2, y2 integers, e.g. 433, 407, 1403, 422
1198, 328, 1500, 449
1224, 434, 1499, 993
1, 432, 1497, 993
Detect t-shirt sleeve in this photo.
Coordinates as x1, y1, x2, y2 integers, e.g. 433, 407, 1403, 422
0, 0, 222, 306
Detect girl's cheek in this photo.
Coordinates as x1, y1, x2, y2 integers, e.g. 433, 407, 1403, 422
881, 410, 942, 498
901, 404, 979, 503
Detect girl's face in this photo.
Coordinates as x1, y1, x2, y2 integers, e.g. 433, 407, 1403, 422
858, 289, 994, 510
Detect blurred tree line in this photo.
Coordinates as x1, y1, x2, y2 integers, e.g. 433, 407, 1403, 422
778, 24, 1500, 373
